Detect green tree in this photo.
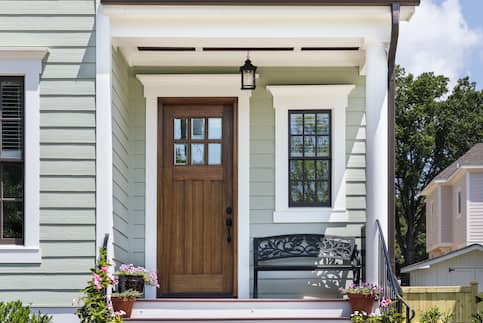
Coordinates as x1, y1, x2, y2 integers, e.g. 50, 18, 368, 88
395, 67, 483, 269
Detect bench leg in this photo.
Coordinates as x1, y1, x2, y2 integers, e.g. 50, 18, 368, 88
253, 270, 259, 298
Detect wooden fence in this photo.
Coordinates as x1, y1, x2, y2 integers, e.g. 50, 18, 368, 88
402, 282, 483, 323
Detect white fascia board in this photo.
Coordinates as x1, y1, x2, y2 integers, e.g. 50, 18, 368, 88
422, 166, 483, 196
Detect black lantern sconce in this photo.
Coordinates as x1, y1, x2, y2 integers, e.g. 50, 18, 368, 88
240, 52, 257, 90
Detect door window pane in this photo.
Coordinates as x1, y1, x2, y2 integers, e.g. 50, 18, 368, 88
208, 118, 222, 140
191, 118, 205, 140
191, 144, 204, 165
208, 143, 221, 165
174, 144, 187, 165
174, 118, 188, 140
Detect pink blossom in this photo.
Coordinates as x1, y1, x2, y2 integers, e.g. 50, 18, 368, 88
92, 273, 102, 290
109, 276, 119, 285
380, 298, 392, 308
101, 266, 109, 273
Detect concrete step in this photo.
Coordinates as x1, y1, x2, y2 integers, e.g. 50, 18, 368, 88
125, 299, 352, 323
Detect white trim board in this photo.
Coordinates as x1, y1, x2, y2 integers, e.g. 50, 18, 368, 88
267, 85, 354, 223
0, 48, 48, 263
136, 74, 252, 299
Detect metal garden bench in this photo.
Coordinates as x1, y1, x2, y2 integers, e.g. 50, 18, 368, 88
252, 234, 361, 298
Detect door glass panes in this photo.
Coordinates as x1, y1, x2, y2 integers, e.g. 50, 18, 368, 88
208, 143, 221, 165
191, 144, 204, 165
208, 118, 222, 140
173, 117, 223, 166
174, 144, 187, 165
288, 110, 331, 207
191, 118, 205, 140
174, 118, 188, 140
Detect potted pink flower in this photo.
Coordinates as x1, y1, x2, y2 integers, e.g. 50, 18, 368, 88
115, 264, 159, 295
339, 282, 383, 314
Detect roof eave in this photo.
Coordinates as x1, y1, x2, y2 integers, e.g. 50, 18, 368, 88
101, 0, 420, 5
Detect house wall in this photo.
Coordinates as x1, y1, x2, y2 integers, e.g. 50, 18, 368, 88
127, 66, 366, 298
453, 175, 467, 249
409, 250, 483, 292
112, 48, 130, 264
0, 0, 96, 306
426, 190, 440, 252
440, 186, 453, 244
468, 172, 483, 244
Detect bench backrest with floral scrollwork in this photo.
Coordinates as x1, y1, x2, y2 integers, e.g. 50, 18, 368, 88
254, 234, 357, 263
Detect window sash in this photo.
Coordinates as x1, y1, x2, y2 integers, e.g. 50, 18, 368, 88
0, 76, 24, 245
288, 110, 331, 207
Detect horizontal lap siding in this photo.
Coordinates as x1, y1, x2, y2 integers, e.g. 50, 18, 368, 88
0, 0, 96, 307
112, 49, 130, 265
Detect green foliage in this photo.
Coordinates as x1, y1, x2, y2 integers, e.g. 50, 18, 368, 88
0, 300, 52, 323
420, 306, 453, 323
395, 67, 483, 268
76, 247, 123, 323
471, 310, 483, 323
111, 289, 142, 299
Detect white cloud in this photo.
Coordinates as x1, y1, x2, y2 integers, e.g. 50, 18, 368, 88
397, 0, 482, 84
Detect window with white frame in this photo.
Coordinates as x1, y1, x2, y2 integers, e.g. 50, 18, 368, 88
0, 48, 46, 263
267, 85, 354, 223
0, 76, 24, 244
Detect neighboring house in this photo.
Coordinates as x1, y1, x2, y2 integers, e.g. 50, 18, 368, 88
423, 143, 483, 258
0, 0, 419, 322
402, 143, 483, 291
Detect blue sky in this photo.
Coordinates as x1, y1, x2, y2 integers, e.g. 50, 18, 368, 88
397, 0, 483, 90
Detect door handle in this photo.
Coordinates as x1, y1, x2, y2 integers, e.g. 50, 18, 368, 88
226, 207, 233, 243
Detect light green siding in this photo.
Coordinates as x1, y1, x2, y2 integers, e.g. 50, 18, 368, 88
112, 48, 130, 264
0, 0, 96, 307
126, 66, 366, 298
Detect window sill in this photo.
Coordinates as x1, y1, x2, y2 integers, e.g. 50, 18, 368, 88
0, 246, 41, 263
273, 208, 348, 223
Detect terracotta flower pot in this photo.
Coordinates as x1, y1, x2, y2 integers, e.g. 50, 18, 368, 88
348, 293, 376, 314
111, 296, 136, 318
118, 275, 145, 294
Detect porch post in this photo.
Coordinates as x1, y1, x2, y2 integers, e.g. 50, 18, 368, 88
364, 41, 388, 284
95, 3, 114, 260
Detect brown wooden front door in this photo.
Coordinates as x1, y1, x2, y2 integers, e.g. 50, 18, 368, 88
157, 98, 236, 297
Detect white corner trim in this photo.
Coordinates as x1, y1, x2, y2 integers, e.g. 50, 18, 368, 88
96, 8, 115, 260
0, 48, 47, 263
267, 85, 354, 223
137, 74, 252, 299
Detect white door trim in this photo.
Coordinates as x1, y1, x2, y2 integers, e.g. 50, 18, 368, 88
137, 74, 252, 299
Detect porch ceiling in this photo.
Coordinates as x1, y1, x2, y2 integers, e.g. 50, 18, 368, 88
115, 37, 365, 67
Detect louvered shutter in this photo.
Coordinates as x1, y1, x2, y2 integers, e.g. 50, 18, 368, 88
0, 77, 23, 160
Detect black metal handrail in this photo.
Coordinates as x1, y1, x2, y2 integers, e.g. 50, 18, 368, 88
376, 219, 415, 322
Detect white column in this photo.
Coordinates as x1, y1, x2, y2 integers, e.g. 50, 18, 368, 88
95, 3, 114, 261
364, 42, 388, 284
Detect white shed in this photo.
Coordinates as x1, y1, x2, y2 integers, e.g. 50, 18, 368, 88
401, 244, 483, 292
